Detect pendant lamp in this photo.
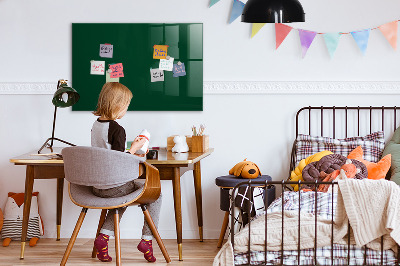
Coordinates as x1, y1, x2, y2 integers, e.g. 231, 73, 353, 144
38, 79, 80, 154
241, 0, 305, 23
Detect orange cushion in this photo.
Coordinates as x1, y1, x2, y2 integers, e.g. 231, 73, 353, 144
347, 146, 391, 180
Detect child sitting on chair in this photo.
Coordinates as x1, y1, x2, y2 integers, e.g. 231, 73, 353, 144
91, 82, 162, 263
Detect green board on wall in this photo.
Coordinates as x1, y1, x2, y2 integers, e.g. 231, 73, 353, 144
72, 23, 203, 111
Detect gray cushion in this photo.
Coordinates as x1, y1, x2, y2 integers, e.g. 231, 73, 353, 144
62, 146, 145, 188
69, 180, 145, 208
382, 126, 400, 184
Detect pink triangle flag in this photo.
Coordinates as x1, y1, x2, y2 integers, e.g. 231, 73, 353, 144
378, 21, 398, 50
298, 29, 317, 58
275, 23, 293, 49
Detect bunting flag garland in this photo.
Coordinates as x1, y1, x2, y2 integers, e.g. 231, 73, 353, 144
251, 23, 266, 38
378, 21, 398, 50
351, 29, 370, 55
209, 0, 220, 8
275, 23, 293, 49
323, 33, 341, 58
209, 4, 400, 57
298, 29, 317, 58
229, 0, 245, 24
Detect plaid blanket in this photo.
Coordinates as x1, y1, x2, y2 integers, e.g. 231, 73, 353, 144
234, 191, 397, 265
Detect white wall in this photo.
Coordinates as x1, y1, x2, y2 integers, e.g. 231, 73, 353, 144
1, 0, 400, 240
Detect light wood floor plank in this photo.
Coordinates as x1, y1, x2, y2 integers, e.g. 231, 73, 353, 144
0, 239, 222, 265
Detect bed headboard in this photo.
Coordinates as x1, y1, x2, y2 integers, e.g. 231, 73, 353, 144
290, 106, 400, 179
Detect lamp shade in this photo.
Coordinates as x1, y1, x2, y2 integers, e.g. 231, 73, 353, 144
52, 84, 80, 108
241, 0, 305, 23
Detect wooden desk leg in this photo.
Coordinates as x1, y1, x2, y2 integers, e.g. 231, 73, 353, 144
56, 178, 64, 241
193, 161, 204, 242
20, 165, 35, 259
172, 167, 183, 261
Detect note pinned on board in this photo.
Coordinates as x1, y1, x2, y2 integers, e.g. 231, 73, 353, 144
172, 63, 186, 77
109, 63, 124, 78
106, 72, 119, 82
150, 68, 164, 82
100, 44, 113, 58
153, 45, 168, 59
159, 57, 174, 71
90, 60, 105, 75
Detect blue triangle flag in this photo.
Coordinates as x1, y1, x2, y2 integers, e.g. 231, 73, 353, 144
351, 29, 370, 55
323, 33, 341, 58
209, 0, 220, 7
229, 0, 245, 24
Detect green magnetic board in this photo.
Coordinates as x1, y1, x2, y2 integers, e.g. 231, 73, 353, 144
72, 23, 203, 111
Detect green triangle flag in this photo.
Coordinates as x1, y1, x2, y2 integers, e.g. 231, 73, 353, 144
323, 33, 341, 58
209, 0, 220, 7
251, 23, 266, 38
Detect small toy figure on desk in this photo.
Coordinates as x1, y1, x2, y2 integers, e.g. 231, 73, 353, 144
172, 135, 189, 153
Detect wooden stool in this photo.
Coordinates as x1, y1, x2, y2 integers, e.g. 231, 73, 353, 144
215, 175, 275, 248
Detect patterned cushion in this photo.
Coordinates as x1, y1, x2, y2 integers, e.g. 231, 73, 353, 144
295, 131, 385, 166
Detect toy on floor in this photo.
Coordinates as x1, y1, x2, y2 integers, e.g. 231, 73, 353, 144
1, 192, 44, 247
229, 159, 261, 179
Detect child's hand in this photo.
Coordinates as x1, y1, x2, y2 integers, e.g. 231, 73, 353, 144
129, 137, 147, 155
134, 148, 149, 157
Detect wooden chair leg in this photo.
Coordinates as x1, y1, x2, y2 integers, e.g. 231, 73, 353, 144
60, 208, 88, 266
91, 209, 108, 258
114, 210, 121, 266
217, 211, 230, 248
141, 205, 171, 263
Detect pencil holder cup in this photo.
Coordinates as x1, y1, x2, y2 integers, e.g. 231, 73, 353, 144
191, 135, 209, 153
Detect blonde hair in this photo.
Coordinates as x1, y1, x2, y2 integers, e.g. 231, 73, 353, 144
93, 82, 133, 120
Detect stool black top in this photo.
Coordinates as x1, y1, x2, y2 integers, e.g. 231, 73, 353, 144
215, 175, 272, 188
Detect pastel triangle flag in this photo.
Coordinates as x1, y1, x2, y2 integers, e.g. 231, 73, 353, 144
323, 33, 341, 58
351, 29, 370, 55
378, 21, 397, 50
251, 23, 266, 38
209, 0, 220, 7
275, 23, 293, 49
298, 29, 317, 58
229, 0, 245, 24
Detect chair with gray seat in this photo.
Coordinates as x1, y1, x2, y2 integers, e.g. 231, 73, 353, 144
60, 146, 171, 265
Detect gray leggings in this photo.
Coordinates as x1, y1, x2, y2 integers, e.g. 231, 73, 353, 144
92, 180, 162, 240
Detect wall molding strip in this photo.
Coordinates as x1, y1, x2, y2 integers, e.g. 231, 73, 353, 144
0, 81, 399, 95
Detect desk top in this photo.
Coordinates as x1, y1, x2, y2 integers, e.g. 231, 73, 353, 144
10, 147, 214, 166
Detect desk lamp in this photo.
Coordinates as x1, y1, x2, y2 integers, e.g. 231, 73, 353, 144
38, 79, 80, 154
241, 0, 305, 23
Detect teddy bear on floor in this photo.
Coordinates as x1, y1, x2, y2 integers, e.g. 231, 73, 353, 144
1, 192, 44, 247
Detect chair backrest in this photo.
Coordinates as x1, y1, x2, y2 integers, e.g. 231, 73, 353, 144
62, 146, 145, 187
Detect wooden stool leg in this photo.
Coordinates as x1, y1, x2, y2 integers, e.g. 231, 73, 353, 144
114, 210, 121, 266
60, 208, 88, 266
141, 205, 171, 263
91, 209, 108, 258
217, 211, 230, 248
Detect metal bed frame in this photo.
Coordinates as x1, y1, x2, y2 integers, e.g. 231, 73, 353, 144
230, 106, 400, 266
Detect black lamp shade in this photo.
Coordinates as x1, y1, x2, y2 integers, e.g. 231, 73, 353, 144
241, 0, 305, 23
52, 84, 80, 108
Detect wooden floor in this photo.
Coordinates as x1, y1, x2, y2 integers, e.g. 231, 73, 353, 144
0, 239, 221, 265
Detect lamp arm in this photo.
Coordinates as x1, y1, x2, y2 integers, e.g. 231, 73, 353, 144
50, 105, 58, 148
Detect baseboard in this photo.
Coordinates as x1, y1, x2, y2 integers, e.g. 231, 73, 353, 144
1, 81, 400, 94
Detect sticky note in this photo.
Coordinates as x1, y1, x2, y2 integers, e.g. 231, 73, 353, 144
109, 63, 124, 78
106, 72, 119, 82
153, 45, 168, 59
150, 68, 164, 82
100, 44, 113, 58
90, 60, 105, 75
172, 63, 186, 77
159, 57, 174, 71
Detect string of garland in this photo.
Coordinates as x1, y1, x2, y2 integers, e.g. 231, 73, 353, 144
210, 0, 399, 58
